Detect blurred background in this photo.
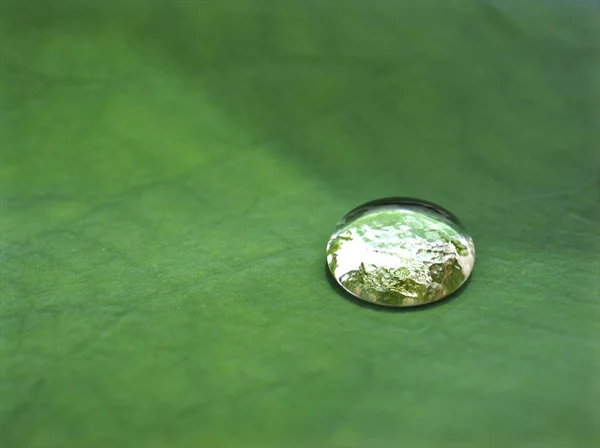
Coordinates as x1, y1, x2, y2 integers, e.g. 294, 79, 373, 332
1, 1, 599, 447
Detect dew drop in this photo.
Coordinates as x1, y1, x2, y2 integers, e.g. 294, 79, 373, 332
326, 198, 475, 307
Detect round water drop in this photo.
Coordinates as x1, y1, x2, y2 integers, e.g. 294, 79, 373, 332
326, 198, 475, 307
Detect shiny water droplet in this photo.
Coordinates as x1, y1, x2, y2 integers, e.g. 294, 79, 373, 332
326, 198, 475, 307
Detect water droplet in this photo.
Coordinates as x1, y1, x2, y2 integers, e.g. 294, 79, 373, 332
326, 198, 475, 307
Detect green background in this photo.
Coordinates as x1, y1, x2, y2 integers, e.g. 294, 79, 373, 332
1, 1, 599, 446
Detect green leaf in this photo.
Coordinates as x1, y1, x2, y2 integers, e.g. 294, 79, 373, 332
1, 1, 598, 447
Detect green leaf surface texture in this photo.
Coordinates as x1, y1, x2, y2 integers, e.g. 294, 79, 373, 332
1, 1, 599, 447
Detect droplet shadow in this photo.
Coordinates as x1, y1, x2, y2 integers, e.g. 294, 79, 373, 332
324, 262, 472, 312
